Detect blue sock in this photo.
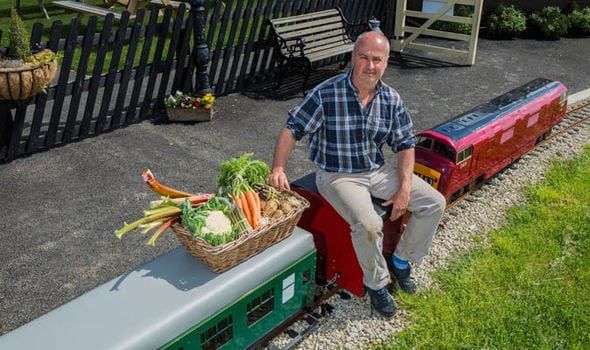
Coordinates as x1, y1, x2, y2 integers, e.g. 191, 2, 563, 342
393, 255, 409, 270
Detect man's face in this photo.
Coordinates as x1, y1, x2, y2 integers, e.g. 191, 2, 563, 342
351, 35, 389, 90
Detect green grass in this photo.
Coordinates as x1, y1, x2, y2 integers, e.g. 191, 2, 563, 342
1, 1, 265, 75
384, 145, 590, 349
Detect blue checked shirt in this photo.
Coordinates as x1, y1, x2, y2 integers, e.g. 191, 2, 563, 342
286, 71, 416, 173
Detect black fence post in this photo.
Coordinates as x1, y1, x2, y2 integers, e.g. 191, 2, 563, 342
0, 101, 14, 158
189, 0, 212, 96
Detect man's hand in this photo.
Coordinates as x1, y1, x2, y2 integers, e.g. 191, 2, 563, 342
382, 189, 410, 221
268, 169, 290, 190
269, 128, 297, 191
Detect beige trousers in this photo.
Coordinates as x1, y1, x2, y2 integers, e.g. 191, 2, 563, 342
315, 161, 446, 290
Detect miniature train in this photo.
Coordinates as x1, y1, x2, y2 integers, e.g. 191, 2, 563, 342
413, 78, 568, 201
0, 79, 567, 350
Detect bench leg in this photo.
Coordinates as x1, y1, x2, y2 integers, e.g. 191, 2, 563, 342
302, 61, 312, 95
274, 61, 285, 88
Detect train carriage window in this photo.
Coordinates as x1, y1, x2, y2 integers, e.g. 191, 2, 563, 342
416, 136, 433, 149
247, 288, 275, 326
457, 146, 473, 163
200, 315, 233, 350
432, 141, 455, 162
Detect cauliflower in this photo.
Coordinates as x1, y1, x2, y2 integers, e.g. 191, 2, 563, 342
201, 210, 232, 235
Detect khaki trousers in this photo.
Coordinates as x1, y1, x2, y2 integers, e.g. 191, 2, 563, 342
315, 161, 446, 290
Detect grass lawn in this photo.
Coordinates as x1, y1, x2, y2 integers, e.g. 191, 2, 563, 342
386, 145, 590, 349
0, 0, 111, 45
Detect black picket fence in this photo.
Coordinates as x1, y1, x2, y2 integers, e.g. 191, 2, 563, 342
0, 0, 387, 163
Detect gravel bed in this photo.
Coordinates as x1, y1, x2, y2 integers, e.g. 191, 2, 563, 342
267, 101, 590, 350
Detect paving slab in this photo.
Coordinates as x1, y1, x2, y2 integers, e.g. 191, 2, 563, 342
1, 37, 589, 336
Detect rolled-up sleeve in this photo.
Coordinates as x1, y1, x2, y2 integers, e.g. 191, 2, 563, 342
286, 91, 323, 141
388, 99, 416, 153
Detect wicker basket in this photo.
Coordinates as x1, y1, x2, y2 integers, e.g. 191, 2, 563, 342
0, 60, 58, 100
172, 190, 310, 273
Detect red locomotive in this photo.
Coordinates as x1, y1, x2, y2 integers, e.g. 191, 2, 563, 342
292, 78, 568, 297
413, 78, 568, 201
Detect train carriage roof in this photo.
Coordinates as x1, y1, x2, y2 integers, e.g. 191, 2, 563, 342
431, 78, 563, 142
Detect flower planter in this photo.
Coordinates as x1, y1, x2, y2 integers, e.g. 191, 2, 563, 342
166, 106, 215, 122
0, 60, 58, 100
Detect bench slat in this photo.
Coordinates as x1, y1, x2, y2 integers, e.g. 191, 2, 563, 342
306, 43, 354, 62
280, 22, 346, 40
299, 34, 351, 50
53, 1, 125, 19
304, 40, 352, 55
274, 15, 342, 35
270, 8, 339, 25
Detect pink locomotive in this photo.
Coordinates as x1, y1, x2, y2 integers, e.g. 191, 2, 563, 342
414, 78, 568, 201
293, 78, 568, 297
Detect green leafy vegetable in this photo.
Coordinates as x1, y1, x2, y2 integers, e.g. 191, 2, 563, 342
217, 153, 270, 196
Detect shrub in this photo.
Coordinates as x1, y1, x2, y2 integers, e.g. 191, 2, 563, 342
568, 6, 590, 36
430, 5, 473, 35
486, 4, 527, 39
7, 8, 32, 61
529, 6, 569, 40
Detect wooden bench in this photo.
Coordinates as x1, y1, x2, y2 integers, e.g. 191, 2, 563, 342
53, 0, 142, 21
268, 8, 367, 92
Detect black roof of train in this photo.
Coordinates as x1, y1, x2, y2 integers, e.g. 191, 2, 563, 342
430, 78, 562, 142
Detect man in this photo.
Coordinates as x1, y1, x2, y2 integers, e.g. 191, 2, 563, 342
268, 31, 445, 318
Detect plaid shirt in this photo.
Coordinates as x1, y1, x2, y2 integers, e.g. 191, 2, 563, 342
286, 71, 416, 173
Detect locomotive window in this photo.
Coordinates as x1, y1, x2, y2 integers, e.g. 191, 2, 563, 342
457, 146, 473, 163
200, 315, 233, 350
247, 288, 275, 326
432, 141, 455, 162
416, 136, 433, 149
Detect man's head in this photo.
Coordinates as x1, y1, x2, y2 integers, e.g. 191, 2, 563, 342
351, 31, 390, 92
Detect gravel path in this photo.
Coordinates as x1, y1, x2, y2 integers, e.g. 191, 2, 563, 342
268, 99, 590, 350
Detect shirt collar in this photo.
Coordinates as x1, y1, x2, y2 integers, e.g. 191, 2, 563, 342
346, 69, 385, 96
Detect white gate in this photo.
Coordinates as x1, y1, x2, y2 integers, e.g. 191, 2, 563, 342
392, 0, 484, 65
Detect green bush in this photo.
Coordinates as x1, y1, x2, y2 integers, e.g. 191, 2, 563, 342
568, 7, 590, 36
430, 5, 473, 35
529, 6, 569, 40
486, 4, 527, 39
7, 8, 32, 61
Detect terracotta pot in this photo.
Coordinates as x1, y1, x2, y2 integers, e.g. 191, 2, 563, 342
0, 60, 58, 100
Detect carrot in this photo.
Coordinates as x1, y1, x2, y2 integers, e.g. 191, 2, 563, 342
253, 191, 261, 225
234, 194, 253, 227
245, 190, 259, 229
240, 192, 255, 228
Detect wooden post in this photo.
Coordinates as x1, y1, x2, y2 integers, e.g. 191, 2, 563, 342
189, 0, 212, 96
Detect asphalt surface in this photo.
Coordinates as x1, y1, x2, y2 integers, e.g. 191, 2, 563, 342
1, 37, 589, 336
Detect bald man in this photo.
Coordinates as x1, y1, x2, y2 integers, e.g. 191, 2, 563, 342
269, 31, 445, 318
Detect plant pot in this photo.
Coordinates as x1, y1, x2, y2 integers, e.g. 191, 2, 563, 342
166, 106, 215, 122
0, 60, 58, 100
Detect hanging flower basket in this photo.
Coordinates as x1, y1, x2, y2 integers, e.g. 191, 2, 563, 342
0, 55, 58, 101
164, 91, 216, 122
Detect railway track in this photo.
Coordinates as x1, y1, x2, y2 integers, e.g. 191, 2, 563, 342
263, 98, 590, 350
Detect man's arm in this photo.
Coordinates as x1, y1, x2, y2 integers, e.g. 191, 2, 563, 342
268, 128, 297, 190
382, 148, 414, 221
